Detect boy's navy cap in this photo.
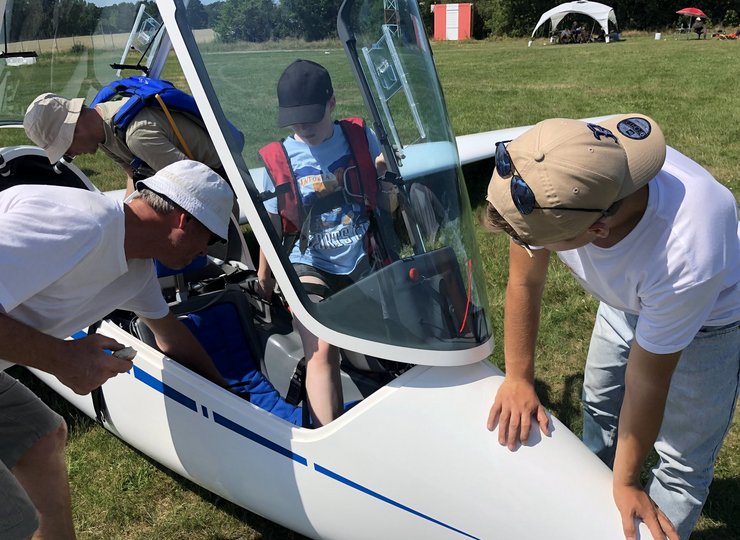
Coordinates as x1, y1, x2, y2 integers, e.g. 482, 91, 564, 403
277, 59, 333, 128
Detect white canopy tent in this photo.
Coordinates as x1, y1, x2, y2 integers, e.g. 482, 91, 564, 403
528, 1, 618, 46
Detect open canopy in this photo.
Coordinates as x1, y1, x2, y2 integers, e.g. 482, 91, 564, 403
531, 0, 618, 38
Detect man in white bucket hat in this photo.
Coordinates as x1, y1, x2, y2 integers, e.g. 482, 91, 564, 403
23, 92, 224, 195
0, 160, 233, 539
484, 114, 739, 540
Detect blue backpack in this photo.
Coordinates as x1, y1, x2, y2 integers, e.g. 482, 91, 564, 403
90, 76, 245, 151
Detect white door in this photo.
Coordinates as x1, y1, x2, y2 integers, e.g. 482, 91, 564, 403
446, 5, 459, 41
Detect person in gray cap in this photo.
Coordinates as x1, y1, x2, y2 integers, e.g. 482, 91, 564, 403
23, 92, 223, 195
483, 114, 739, 540
0, 160, 233, 539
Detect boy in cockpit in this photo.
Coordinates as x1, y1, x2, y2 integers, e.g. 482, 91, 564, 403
256, 59, 387, 427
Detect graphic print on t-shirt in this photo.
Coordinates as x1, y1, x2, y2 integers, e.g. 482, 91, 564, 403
296, 153, 368, 254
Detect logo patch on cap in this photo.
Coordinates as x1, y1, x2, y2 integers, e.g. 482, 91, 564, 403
616, 117, 651, 140
586, 123, 618, 143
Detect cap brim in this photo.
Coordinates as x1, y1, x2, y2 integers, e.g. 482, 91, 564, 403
277, 103, 327, 128
597, 114, 666, 200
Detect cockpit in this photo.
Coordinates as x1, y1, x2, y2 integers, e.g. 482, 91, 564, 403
0, 0, 493, 367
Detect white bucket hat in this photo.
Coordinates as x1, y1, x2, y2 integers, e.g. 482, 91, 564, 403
136, 160, 233, 241
24, 93, 85, 164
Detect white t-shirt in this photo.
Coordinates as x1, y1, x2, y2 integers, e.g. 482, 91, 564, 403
0, 185, 168, 370
556, 146, 740, 354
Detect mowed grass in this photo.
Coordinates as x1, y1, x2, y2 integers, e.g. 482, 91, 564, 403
2, 32, 739, 539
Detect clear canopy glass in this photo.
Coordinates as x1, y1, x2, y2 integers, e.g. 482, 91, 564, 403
0, 0, 492, 360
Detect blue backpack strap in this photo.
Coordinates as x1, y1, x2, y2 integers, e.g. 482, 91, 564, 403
90, 76, 245, 151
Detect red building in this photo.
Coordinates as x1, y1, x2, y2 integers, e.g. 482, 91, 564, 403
432, 3, 473, 41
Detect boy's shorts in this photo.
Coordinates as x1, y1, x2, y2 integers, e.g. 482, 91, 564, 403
294, 260, 371, 300
0, 372, 64, 539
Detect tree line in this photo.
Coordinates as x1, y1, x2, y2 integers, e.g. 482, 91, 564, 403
8, 0, 740, 43
212, 0, 740, 41
472, 0, 740, 37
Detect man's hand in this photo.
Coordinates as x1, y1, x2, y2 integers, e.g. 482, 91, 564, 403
54, 335, 132, 395
487, 377, 550, 450
613, 483, 678, 540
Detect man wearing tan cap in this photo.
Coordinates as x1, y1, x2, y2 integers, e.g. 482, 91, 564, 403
0, 160, 233, 539
23, 92, 222, 195
484, 114, 739, 540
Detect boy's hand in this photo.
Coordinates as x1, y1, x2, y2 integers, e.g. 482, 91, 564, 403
488, 377, 550, 450
613, 483, 678, 540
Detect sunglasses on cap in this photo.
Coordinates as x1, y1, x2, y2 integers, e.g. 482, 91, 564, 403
495, 142, 605, 216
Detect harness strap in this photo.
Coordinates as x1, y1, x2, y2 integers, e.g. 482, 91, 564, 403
154, 93, 194, 160
87, 320, 109, 425
285, 357, 307, 406
259, 118, 379, 258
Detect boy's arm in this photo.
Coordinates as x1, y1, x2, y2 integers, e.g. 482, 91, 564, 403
256, 212, 283, 300
487, 242, 551, 449
613, 342, 680, 540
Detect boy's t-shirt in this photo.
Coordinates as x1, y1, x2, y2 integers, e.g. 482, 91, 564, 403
556, 147, 740, 354
263, 122, 381, 275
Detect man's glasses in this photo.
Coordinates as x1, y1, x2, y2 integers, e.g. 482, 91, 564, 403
208, 233, 225, 247
495, 143, 605, 216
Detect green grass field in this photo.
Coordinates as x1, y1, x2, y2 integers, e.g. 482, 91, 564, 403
3, 32, 739, 539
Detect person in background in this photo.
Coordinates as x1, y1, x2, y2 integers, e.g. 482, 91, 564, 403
24, 92, 224, 195
692, 17, 706, 39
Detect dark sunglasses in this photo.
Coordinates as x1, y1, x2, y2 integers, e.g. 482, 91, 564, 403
208, 234, 225, 247
184, 214, 224, 247
495, 143, 605, 216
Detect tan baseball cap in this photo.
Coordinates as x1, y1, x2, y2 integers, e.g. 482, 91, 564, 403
486, 114, 666, 246
24, 93, 85, 164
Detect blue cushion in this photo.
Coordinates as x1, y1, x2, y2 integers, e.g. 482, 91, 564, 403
180, 302, 304, 426
155, 255, 207, 278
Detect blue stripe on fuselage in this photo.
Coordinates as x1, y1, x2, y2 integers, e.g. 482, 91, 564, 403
70, 329, 476, 538
133, 365, 197, 411
314, 463, 480, 539
213, 412, 307, 465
